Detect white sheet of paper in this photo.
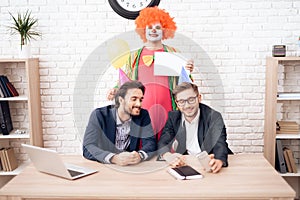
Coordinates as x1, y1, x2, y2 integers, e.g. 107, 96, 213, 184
154, 52, 189, 76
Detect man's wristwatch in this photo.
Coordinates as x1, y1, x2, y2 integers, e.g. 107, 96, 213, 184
138, 151, 145, 161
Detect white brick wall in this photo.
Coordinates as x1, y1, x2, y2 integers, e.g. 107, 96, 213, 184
0, 0, 300, 158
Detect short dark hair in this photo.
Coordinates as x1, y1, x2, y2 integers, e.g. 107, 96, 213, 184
172, 82, 199, 99
115, 81, 145, 108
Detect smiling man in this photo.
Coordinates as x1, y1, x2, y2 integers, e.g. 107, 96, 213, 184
158, 82, 232, 173
83, 81, 157, 166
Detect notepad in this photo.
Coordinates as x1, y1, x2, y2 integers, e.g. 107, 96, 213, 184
154, 52, 189, 76
168, 165, 203, 180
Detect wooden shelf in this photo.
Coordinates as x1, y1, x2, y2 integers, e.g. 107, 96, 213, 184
0, 95, 28, 101
280, 165, 300, 177
278, 97, 300, 101
0, 58, 43, 146
270, 56, 300, 61
264, 57, 300, 198
264, 57, 300, 166
0, 58, 43, 177
0, 162, 29, 176
277, 93, 300, 101
0, 58, 38, 63
276, 133, 300, 139
0, 130, 29, 139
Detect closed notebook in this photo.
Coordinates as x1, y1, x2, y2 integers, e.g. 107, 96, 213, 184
168, 165, 203, 180
0, 76, 12, 97
0, 149, 7, 171
283, 148, 292, 173
4, 147, 18, 171
286, 148, 298, 173
0, 148, 10, 171
6, 82, 19, 97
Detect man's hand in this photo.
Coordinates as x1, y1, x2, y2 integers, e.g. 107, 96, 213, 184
126, 151, 142, 165
185, 59, 194, 73
163, 152, 185, 167
107, 88, 118, 101
208, 154, 223, 173
111, 151, 141, 166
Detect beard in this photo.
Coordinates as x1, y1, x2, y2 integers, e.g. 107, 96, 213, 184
123, 105, 141, 116
182, 106, 198, 119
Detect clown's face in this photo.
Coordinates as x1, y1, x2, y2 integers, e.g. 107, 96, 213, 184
145, 23, 163, 42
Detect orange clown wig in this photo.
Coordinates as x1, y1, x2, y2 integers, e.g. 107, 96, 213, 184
135, 6, 177, 43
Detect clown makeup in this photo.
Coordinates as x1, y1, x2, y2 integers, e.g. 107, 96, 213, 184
145, 23, 163, 42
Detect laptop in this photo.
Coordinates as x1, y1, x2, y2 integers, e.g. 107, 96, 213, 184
22, 144, 98, 180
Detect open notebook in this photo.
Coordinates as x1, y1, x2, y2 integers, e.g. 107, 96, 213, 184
22, 144, 97, 180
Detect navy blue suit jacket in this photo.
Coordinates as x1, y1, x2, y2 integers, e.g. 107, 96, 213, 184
158, 103, 232, 166
83, 105, 157, 163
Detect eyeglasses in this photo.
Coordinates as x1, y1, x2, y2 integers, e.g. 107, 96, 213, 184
176, 96, 198, 106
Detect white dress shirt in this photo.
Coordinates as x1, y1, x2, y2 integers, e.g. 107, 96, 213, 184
182, 109, 201, 155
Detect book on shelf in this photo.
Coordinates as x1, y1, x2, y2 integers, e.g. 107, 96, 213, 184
6, 81, 19, 97
0, 147, 18, 171
283, 147, 292, 173
0, 77, 8, 98
5, 147, 18, 171
0, 86, 4, 98
0, 76, 13, 97
0, 148, 7, 171
0, 75, 19, 98
285, 148, 298, 173
275, 139, 287, 173
0, 101, 13, 135
276, 121, 299, 134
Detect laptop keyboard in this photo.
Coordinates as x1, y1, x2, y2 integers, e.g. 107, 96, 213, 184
68, 169, 84, 177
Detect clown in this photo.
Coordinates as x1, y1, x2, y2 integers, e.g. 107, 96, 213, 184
108, 7, 194, 140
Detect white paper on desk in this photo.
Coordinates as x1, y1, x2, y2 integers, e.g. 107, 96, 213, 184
154, 52, 189, 76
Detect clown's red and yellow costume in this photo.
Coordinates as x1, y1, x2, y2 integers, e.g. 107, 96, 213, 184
124, 7, 179, 140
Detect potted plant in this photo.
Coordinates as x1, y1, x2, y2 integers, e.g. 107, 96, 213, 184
8, 10, 41, 58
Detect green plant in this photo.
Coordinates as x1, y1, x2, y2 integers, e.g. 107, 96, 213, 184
8, 10, 41, 49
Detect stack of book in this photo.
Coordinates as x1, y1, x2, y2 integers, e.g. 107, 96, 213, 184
0, 147, 18, 172
276, 121, 299, 134
0, 75, 19, 98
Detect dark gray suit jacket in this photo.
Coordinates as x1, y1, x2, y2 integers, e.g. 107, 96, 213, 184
83, 105, 157, 163
158, 103, 232, 166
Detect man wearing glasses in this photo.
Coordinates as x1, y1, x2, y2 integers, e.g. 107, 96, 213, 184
158, 82, 232, 173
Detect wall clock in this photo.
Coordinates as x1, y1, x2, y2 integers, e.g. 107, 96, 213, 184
108, 0, 161, 20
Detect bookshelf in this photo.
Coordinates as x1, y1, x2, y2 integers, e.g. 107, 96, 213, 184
264, 56, 300, 198
264, 56, 300, 167
0, 58, 43, 176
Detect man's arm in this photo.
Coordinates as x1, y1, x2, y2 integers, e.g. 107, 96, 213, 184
204, 111, 231, 167
82, 109, 115, 163
157, 112, 177, 156
158, 115, 188, 167
137, 109, 157, 160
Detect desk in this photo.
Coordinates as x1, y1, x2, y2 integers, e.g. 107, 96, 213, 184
0, 154, 295, 200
